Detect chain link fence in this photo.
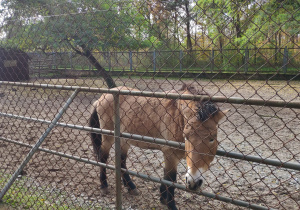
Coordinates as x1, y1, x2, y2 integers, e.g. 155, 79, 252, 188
0, 0, 299, 209
27, 47, 299, 78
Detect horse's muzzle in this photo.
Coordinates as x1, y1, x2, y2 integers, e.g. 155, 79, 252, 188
187, 178, 203, 191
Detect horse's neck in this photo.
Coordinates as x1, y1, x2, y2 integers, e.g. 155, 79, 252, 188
163, 98, 186, 127
176, 98, 198, 122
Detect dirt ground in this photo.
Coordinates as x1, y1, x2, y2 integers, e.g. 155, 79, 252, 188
0, 203, 15, 210
0, 77, 299, 209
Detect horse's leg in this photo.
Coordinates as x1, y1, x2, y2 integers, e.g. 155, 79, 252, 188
90, 105, 113, 194
120, 142, 139, 195
120, 152, 139, 195
99, 152, 109, 192
98, 135, 114, 194
160, 153, 180, 210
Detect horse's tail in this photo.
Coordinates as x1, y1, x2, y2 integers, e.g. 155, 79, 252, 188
89, 103, 102, 161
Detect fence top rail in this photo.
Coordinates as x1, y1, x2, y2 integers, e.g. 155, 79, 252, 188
1, 81, 300, 109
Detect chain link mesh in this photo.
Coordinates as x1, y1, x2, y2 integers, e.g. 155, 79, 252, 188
0, 0, 299, 209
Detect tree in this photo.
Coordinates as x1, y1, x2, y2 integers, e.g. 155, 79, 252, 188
163, 0, 194, 51
0, 0, 144, 88
237, 0, 299, 48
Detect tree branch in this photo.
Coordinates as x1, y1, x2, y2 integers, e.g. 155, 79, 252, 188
65, 38, 87, 56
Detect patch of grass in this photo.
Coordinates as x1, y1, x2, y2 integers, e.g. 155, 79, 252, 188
0, 171, 101, 209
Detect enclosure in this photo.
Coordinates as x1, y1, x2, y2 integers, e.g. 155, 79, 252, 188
0, 48, 29, 81
0, 0, 299, 209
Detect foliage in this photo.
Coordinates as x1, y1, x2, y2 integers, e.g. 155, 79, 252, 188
0, 0, 298, 69
0, 0, 153, 52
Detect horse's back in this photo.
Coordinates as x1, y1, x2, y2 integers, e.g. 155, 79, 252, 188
96, 86, 184, 151
96, 86, 162, 131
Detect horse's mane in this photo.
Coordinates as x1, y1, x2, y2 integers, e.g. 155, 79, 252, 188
179, 83, 219, 122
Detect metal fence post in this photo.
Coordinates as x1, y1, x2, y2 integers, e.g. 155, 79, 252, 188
38, 52, 41, 78
210, 49, 214, 72
69, 51, 73, 70
180, 50, 183, 72
0, 89, 80, 201
254, 47, 257, 65
52, 51, 56, 70
113, 93, 122, 210
283, 46, 288, 74
129, 51, 133, 71
244, 47, 249, 73
108, 52, 111, 71
153, 50, 156, 72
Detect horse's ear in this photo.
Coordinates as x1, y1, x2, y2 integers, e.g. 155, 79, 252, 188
222, 109, 230, 116
179, 83, 199, 95
214, 109, 230, 122
178, 83, 188, 91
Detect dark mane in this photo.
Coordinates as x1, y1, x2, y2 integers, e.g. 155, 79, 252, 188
196, 100, 218, 122
180, 83, 219, 122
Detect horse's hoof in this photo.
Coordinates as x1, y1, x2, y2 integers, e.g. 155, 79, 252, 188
100, 187, 109, 195
128, 188, 139, 196
160, 197, 167, 205
168, 206, 178, 210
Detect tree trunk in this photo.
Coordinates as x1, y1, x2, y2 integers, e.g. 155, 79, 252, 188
219, 36, 223, 65
84, 50, 116, 88
236, 13, 242, 39
202, 25, 205, 48
279, 32, 282, 57
279, 32, 281, 48
175, 12, 180, 47
184, 0, 192, 51
275, 31, 278, 63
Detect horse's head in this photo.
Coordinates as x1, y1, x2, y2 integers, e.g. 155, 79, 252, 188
178, 84, 229, 191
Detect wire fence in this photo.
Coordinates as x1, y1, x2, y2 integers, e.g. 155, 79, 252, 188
28, 48, 299, 78
0, 0, 299, 209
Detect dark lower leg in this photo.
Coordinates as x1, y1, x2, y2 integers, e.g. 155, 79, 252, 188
160, 170, 177, 210
99, 152, 109, 189
160, 177, 167, 204
121, 154, 136, 191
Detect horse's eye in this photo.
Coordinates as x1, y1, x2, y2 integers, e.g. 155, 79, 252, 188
210, 139, 214, 142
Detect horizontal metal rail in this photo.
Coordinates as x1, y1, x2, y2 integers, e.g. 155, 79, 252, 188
1, 81, 300, 109
0, 136, 271, 210
1, 111, 299, 171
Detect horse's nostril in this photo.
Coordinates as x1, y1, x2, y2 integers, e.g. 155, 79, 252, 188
197, 179, 203, 188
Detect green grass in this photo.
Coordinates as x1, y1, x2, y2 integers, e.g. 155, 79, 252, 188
0, 172, 101, 209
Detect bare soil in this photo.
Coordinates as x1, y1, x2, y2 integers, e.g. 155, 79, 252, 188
0, 78, 299, 209
0, 203, 13, 210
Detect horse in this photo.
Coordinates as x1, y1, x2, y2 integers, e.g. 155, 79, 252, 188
89, 84, 228, 210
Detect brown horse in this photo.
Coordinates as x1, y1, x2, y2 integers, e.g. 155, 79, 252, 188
89, 84, 228, 210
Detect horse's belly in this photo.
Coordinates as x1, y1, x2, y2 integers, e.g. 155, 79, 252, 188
125, 139, 162, 150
